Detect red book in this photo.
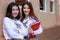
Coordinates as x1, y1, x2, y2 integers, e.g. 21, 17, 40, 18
31, 22, 40, 31
28, 22, 40, 39
28, 33, 36, 39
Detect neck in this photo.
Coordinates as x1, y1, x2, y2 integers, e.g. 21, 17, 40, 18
24, 15, 29, 20
13, 18, 16, 21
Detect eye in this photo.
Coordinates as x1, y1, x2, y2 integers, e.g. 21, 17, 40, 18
27, 7, 30, 9
16, 9, 19, 11
12, 9, 15, 11
24, 7, 26, 9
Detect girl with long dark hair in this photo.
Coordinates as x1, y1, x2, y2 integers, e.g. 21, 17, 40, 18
3, 2, 28, 40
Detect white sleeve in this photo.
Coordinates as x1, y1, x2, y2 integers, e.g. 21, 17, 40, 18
18, 27, 28, 36
33, 25, 43, 35
17, 20, 28, 36
3, 18, 21, 38
17, 22, 28, 36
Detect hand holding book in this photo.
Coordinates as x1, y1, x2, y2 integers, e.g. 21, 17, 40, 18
28, 21, 40, 38
28, 27, 34, 34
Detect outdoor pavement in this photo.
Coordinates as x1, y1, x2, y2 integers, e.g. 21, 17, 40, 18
38, 26, 60, 40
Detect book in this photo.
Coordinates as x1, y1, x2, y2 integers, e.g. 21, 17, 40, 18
31, 22, 40, 31
28, 22, 40, 39
28, 33, 36, 39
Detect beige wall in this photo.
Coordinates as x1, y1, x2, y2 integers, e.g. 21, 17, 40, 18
0, 0, 15, 40
56, 0, 60, 26
30, 0, 58, 29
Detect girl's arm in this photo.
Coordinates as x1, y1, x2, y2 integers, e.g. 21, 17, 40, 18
3, 18, 21, 38
17, 21, 28, 36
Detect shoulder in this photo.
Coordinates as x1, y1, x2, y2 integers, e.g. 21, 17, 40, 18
3, 17, 10, 20
16, 20, 23, 24
29, 17, 36, 22
16, 20, 21, 23
3, 17, 12, 22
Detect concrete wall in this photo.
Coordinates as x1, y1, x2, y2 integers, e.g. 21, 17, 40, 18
0, 0, 15, 40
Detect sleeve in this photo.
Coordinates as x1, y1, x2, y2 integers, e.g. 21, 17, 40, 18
3, 18, 21, 38
17, 21, 28, 36
33, 25, 43, 35
18, 27, 28, 36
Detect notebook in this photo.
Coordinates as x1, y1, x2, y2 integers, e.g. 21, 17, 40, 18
28, 22, 40, 39
31, 22, 40, 31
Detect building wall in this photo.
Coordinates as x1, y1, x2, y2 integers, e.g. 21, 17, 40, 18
0, 0, 15, 40
56, 0, 60, 26
30, 0, 58, 29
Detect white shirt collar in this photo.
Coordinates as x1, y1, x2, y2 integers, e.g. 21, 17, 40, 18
23, 17, 30, 23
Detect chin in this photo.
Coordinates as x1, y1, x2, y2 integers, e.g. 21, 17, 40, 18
13, 16, 17, 18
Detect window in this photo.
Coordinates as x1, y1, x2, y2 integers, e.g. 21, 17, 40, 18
50, 0, 55, 13
59, 0, 60, 14
39, 0, 46, 12
59, 5, 60, 14
50, 1, 53, 12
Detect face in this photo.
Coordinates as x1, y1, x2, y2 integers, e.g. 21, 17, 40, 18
23, 4, 30, 16
12, 6, 19, 18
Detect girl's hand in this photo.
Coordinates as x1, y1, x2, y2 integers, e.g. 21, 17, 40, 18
16, 30, 20, 33
28, 27, 34, 34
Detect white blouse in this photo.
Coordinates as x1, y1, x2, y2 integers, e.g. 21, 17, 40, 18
23, 17, 43, 35
3, 17, 28, 40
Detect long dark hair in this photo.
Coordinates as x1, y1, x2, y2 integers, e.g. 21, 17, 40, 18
6, 2, 20, 20
21, 2, 39, 21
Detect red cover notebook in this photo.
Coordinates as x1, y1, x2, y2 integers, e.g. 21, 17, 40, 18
31, 22, 40, 31
28, 22, 40, 39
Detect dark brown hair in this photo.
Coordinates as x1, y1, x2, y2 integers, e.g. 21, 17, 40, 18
21, 2, 39, 21
6, 2, 20, 20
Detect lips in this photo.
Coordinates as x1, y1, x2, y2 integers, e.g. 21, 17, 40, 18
25, 11, 29, 13
13, 13, 18, 16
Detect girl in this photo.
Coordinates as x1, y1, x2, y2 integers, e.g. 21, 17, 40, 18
21, 2, 43, 40
3, 2, 28, 40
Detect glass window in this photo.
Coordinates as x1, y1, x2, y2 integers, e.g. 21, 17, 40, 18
39, 0, 46, 11
50, 1, 54, 12
50, 0, 55, 13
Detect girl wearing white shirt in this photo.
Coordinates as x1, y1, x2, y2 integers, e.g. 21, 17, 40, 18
21, 2, 43, 40
3, 2, 28, 40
